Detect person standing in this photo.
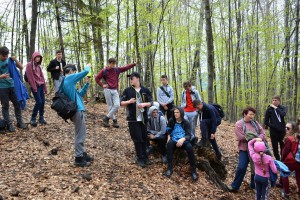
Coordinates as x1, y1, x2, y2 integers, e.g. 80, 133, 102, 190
193, 99, 222, 160
95, 58, 137, 128
0, 46, 27, 132
26, 52, 48, 127
157, 75, 174, 122
62, 64, 93, 167
47, 50, 66, 93
180, 81, 201, 144
264, 95, 287, 161
120, 72, 153, 168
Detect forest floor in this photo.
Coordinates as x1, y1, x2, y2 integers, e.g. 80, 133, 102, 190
0, 97, 297, 200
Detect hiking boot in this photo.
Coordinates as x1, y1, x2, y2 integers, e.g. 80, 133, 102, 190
102, 116, 110, 127
227, 185, 238, 193
165, 169, 172, 178
146, 146, 153, 155
144, 158, 153, 165
83, 152, 94, 162
30, 118, 37, 127
74, 156, 91, 167
162, 154, 167, 164
281, 190, 290, 199
190, 137, 198, 146
135, 158, 146, 168
8, 123, 16, 132
39, 117, 47, 125
112, 119, 119, 128
17, 122, 28, 129
191, 172, 198, 181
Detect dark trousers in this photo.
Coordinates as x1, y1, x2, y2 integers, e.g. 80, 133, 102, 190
149, 135, 167, 155
231, 150, 255, 190
159, 104, 173, 122
167, 140, 196, 172
282, 163, 300, 197
270, 129, 285, 161
0, 87, 22, 124
128, 121, 148, 160
200, 119, 222, 159
255, 174, 268, 200
31, 85, 45, 119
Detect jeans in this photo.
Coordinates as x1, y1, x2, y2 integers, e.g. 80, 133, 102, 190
104, 88, 120, 120
255, 174, 269, 200
231, 150, 255, 190
149, 135, 167, 155
71, 111, 87, 157
31, 85, 45, 120
184, 111, 198, 139
128, 122, 148, 161
199, 119, 222, 159
269, 129, 285, 161
167, 140, 196, 172
0, 87, 23, 124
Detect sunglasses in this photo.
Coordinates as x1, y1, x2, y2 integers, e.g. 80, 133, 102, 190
286, 127, 291, 131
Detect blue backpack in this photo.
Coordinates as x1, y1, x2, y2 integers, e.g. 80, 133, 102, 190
103, 67, 120, 79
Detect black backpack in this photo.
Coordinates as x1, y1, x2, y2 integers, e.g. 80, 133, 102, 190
51, 77, 77, 122
211, 103, 225, 118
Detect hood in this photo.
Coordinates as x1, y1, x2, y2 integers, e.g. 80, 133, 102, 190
31, 52, 43, 64
148, 106, 158, 116
172, 106, 185, 120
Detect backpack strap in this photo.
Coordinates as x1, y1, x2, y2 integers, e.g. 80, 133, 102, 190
103, 67, 120, 80
242, 118, 260, 135
160, 86, 170, 98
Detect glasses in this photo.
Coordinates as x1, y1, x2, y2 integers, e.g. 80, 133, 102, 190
130, 77, 135, 80
286, 127, 291, 131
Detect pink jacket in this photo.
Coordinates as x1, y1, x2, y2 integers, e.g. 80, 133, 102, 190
248, 139, 277, 177
26, 52, 47, 93
235, 119, 265, 151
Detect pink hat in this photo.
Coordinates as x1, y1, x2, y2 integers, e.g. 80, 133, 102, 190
254, 141, 266, 152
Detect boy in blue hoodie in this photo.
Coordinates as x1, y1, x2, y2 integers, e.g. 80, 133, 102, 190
63, 64, 93, 167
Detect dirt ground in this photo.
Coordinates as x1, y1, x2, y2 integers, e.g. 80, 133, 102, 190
0, 98, 297, 199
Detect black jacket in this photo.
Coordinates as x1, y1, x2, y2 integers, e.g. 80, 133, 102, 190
198, 102, 221, 133
47, 58, 66, 80
264, 105, 286, 132
167, 107, 192, 141
120, 86, 153, 123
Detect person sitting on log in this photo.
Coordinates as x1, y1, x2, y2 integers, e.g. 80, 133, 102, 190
193, 99, 222, 161
165, 106, 198, 181
147, 105, 167, 164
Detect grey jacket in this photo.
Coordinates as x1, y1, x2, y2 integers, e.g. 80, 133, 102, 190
180, 86, 202, 108
157, 84, 174, 105
147, 106, 167, 139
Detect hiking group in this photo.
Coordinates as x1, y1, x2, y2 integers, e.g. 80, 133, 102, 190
1, 45, 300, 199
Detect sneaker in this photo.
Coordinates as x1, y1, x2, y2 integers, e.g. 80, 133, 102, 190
17, 122, 28, 129
83, 152, 94, 162
165, 169, 172, 178
112, 119, 119, 128
227, 185, 238, 193
30, 119, 37, 127
74, 157, 91, 167
191, 172, 198, 181
281, 190, 290, 199
8, 123, 16, 132
135, 159, 146, 168
162, 155, 167, 164
102, 116, 110, 127
144, 158, 153, 165
39, 118, 47, 125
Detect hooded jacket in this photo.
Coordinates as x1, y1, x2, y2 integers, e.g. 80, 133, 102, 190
198, 102, 221, 133
47, 58, 66, 80
264, 105, 286, 133
180, 86, 201, 108
167, 107, 191, 142
147, 106, 167, 139
26, 52, 47, 93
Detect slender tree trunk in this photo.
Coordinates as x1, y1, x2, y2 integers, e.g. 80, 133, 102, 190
22, 0, 29, 61
133, 0, 141, 71
29, 0, 38, 57
293, 0, 299, 119
55, 0, 65, 59
116, 0, 121, 63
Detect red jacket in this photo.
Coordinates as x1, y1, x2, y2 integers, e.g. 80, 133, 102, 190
282, 136, 298, 164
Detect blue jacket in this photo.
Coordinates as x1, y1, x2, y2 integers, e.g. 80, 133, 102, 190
274, 160, 291, 178
62, 67, 90, 111
8, 58, 29, 110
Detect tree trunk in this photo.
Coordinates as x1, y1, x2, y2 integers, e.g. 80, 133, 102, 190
29, 0, 38, 57
293, 0, 299, 120
22, 0, 30, 61
133, 0, 141, 71
55, 0, 65, 59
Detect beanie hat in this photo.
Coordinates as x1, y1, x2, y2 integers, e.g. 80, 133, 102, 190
254, 141, 266, 152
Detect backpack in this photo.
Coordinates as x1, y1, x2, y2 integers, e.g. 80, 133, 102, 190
103, 67, 120, 80
148, 110, 166, 127
51, 77, 77, 122
211, 103, 225, 118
